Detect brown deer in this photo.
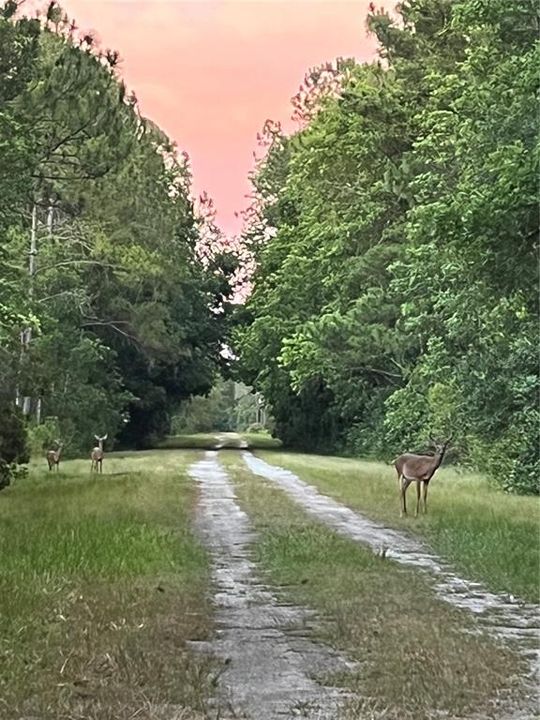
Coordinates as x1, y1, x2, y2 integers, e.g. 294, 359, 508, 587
46, 442, 62, 472
394, 436, 452, 517
90, 434, 108, 473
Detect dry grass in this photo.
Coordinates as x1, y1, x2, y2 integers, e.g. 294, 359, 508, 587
222, 452, 530, 720
256, 451, 540, 603
0, 450, 219, 720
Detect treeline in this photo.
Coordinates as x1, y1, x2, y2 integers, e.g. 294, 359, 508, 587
234, 0, 539, 493
0, 2, 235, 472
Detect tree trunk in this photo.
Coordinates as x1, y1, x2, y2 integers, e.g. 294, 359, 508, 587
21, 202, 38, 416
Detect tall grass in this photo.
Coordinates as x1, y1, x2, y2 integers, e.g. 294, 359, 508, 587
0, 450, 215, 719
256, 451, 540, 603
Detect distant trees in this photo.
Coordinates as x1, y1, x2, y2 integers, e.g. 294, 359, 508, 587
233, 0, 539, 493
170, 379, 270, 434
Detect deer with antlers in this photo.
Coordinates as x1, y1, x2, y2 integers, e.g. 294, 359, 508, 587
90, 434, 108, 473
394, 436, 452, 517
46, 442, 62, 472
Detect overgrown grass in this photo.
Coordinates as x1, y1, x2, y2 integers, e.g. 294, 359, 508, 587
256, 451, 540, 603
0, 450, 217, 719
222, 452, 528, 720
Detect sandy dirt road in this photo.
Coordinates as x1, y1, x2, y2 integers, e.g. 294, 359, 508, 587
243, 451, 540, 685
189, 452, 355, 719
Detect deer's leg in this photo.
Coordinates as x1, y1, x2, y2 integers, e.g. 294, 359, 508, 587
422, 481, 428, 514
400, 476, 411, 517
415, 480, 421, 517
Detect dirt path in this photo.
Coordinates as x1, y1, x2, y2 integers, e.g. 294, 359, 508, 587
243, 451, 540, 684
189, 452, 354, 719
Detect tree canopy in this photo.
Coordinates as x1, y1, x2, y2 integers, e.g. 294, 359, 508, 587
0, 2, 236, 463
233, 0, 539, 493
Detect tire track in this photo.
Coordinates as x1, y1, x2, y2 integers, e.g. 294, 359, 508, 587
189, 451, 354, 719
242, 451, 540, 685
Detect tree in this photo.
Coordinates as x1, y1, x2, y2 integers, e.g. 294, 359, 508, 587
0, 3, 236, 455
234, 0, 539, 492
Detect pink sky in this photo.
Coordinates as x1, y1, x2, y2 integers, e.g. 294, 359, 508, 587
63, 1, 377, 235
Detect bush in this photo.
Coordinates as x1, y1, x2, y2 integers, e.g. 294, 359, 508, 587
468, 409, 540, 495
246, 423, 265, 434
0, 460, 11, 491
0, 399, 28, 492
0, 401, 28, 465
27, 417, 61, 457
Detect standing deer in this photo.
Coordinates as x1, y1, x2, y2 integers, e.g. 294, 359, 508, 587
90, 434, 108, 473
46, 442, 62, 472
394, 436, 452, 517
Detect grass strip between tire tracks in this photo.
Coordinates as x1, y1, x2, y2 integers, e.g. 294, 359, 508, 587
256, 450, 540, 604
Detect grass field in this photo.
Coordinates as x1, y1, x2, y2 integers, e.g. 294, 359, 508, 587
256, 451, 540, 603
157, 431, 282, 450
0, 450, 217, 720
222, 452, 527, 720
3, 443, 536, 718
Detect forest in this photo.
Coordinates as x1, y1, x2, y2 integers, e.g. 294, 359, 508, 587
0, 1, 236, 479
1, 0, 538, 494
233, 0, 539, 494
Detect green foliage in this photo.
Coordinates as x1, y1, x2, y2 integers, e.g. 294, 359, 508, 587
246, 423, 265, 434
0, 5, 235, 453
0, 401, 28, 466
171, 380, 235, 434
26, 416, 60, 456
234, 0, 539, 493
0, 392, 28, 489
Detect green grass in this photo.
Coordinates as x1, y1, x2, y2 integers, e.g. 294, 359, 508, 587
154, 433, 221, 449
155, 431, 282, 450
0, 450, 217, 719
222, 452, 526, 720
256, 451, 540, 603
239, 431, 282, 449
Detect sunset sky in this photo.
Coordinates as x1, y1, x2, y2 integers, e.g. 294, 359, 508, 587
62, 1, 378, 235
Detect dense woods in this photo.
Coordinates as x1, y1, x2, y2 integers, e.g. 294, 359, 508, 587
0, 2, 235, 471
234, 0, 539, 493
1, 0, 538, 495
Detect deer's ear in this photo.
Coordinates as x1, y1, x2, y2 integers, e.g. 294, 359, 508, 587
103, 434, 108, 440
94, 435, 100, 440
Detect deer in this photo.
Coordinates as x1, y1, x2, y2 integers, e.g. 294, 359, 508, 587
46, 441, 62, 472
90, 434, 108, 473
394, 436, 452, 517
